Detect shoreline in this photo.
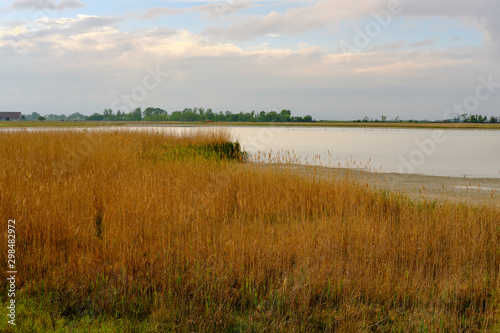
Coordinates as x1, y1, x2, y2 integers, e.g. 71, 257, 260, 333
2, 121, 500, 130
251, 163, 500, 206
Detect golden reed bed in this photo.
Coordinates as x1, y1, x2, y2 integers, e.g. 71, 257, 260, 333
1, 129, 499, 332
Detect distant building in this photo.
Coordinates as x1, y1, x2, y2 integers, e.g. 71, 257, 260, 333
0, 112, 23, 121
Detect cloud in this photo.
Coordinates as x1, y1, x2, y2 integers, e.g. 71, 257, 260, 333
399, 0, 500, 45
371, 41, 406, 52
0, 1, 499, 119
1, 13, 497, 120
0, 15, 123, 46
409, 37, 439, 48
5, 0, 86, 12
139, 1, 255, 20
203, 0, 381, 41
201, 0, 500, 56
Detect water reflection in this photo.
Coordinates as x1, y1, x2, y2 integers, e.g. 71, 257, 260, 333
231, 126, 500, 178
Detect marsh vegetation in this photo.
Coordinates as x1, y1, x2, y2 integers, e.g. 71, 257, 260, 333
1, 129, 499, 332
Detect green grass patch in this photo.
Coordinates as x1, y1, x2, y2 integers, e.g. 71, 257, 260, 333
141, 141, 244, 162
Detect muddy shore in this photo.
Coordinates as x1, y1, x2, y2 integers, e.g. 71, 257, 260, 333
251, 163, 500, 207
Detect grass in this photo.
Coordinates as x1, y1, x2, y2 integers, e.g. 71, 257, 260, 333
1, 129, 500, 332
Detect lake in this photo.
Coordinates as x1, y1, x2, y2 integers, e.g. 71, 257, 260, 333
225, 126, 500, 178
4, 125, 500, 178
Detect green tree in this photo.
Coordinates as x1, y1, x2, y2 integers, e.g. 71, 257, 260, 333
206, 109, 214, 121
128, 108, 142, 121
67, 112, 85, 120
116, 110, 124, 121
103, 109, 114, 120
258, 111, 266, 122
86, 113, 105, 121
280, 109, 291, 122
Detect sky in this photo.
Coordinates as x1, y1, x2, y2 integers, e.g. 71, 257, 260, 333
0, 0, 499, 120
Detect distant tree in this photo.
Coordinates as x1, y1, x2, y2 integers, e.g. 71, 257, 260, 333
490, 116, 499, 123
362, 116, 370, 122
258, 111, 266, 122
169, 111, 182, 121
116, 110, 124, 121
381, 115, 387, 122
71, 107, 312, 123
205, 108, 214, 121
267, 111, 278, 122
37, 116, 45, 121
46, 114, 57, 120
128, 108, 142, 121
147, 108, 168, 121
280, 109, 291, 122
86, 113, 105, 121
249, 110, 256, 122
67, 112, 85, 120
143, 108, 152, 119
102, 109, 115, 121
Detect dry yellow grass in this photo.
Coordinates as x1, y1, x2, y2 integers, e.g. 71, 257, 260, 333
1, 129, 500, 332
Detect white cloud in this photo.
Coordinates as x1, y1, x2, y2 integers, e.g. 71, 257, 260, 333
5, 0, 86, 12
0, 1, 499, 119
139, 1, 255, 20
201, 0, 500, 55
1, 13, 498, 120
203, 0, 381, 41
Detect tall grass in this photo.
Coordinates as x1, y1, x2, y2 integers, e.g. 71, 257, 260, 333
1, 129, 500, 332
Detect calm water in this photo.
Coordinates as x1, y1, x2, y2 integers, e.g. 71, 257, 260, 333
144, 125, 500, 178
227, 126, 500, 178
4, 125, 500, 178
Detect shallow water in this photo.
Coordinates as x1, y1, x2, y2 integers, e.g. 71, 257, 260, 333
229, 126, 500, 178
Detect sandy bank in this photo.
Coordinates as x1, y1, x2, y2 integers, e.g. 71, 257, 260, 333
250, 163, 500, 207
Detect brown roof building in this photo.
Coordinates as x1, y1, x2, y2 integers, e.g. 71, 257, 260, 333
0, 112, 23, 121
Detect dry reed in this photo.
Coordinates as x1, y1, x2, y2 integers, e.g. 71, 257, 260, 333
0, 129, 499, 332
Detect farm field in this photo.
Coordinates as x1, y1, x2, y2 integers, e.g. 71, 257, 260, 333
1, 129, 500, 332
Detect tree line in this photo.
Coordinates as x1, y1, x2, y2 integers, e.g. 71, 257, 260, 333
84, 108, 314, 123
23, 110, 499, 123
457, 114, 499, 123
353, 114, 499, 123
